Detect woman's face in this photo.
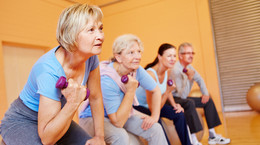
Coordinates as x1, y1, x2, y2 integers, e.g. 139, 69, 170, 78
159, 48, 176, 69
118, 41, 142, 71
77, 17, 104, 56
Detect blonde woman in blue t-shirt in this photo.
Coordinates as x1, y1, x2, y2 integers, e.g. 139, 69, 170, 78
79, 34, 167, 145
1, 4, 105, 145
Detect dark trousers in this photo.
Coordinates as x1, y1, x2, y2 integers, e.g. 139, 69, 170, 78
133, 105, 192, 145
1, 97, 91, 145
173, 97, 221, 134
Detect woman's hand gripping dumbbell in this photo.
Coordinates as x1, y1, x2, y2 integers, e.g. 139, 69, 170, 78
56, 76, 90, 101
167, 79, 174, 86
121, 75, 140, 87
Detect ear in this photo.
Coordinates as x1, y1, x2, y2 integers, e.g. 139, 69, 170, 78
114, 54, 122, 63
157, 55, 162, 61
179, 53, 183, 60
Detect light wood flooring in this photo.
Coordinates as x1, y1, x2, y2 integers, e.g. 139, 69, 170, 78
1, 111, 259, 144
200, 111, 260, 145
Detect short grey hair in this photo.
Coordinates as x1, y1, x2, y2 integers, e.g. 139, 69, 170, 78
56, 3, 103, 52
178, 42, 193, 54
111, 34, 144, 62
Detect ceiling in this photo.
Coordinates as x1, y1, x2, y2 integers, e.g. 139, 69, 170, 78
64, 0, 125, 7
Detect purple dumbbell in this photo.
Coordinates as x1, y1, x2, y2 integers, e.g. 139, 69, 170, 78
167, 80, 173, 86
56, 76, 90, 100
121, 75, 140, 87
121, 75, 129, 84
183, 68, 188, 73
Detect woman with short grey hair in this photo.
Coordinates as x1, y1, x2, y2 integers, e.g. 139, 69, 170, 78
79, 34, 167, 145
1, 3, 105, 145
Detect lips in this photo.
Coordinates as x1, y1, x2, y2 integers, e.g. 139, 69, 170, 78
94, 43, 102, 46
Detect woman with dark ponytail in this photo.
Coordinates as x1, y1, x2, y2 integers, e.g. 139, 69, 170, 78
135, 43, 192, 145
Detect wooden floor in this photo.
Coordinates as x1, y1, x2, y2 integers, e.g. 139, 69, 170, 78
200, 110, 260, 145
1, 111, 260, 144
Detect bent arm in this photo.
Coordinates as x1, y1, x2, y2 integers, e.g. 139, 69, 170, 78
108, 90, 135, 128
88, 67, 105, 140
192, 68, 209, 96
38, 96, 79, 145
165, 70, 177, 107
146, 86, 161, 121
108, 76, 138, 128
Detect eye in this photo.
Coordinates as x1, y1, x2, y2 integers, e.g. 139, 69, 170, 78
88, 27, 94, 32
99, 25, 103, 31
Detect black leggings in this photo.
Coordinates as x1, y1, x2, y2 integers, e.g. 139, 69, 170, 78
134, 104, 192, 145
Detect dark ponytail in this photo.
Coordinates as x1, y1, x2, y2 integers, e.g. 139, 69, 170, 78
144, 43, 176, 70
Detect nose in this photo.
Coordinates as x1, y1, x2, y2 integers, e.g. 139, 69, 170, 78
171, 55, 176, 61
135, 51, 142, 59
96, 31, 104, 42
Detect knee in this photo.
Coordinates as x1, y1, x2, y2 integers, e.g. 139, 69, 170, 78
172, 111, 185, 120
185, 99, 196, 110
149, 123, 164, 136
107, 128, 129, 144
206, 97, 214, 106
208, 97, 213, 103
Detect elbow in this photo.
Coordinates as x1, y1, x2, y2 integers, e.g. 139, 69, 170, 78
39, 133, 57, 145
152, 86, 161, 98
111, 120, 124, 128
109, 117, 126, 128
41, 138, 56, 145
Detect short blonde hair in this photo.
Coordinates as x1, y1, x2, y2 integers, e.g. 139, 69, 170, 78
111, 34, 143, 61
56, 3, 103, 52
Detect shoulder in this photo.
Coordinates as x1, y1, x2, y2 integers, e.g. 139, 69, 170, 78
101, 76, 120, 95
146, 69, 157, 82
101, 75, 118, 88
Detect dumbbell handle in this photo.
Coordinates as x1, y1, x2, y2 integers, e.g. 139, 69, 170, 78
167, 80, 174, 86
121, 75, 140, 87
56, 76, 90, 100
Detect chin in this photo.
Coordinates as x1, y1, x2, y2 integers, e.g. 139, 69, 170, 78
130, 66, 139, 70
93, 50, 102, 55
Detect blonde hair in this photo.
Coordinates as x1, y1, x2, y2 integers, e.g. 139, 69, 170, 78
56, 3, 103, 52
111, 34, 143, 61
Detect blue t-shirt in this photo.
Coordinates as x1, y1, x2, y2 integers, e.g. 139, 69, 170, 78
136, 68, 167, 108
19, 46, 99, 112
79, 62, 157, 118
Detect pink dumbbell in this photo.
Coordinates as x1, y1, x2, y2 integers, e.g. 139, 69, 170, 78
121, 75, 140, 87
56, 76, 90, 100
167, 80, 173, 86
183, 68, 188, 73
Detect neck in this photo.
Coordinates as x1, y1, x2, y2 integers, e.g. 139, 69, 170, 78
114, 62, 133, 76
154, 63, 167, 76
56, 46, 87, 79
180, 60, 189, 68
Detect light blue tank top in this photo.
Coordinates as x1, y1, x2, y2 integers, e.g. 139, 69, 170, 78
135, 68, 168, 108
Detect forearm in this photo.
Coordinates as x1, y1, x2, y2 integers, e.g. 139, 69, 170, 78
150, 90, 161, 120
39, 102, 79, 145
160, 90, 171, 108
193, 70, 209, 96
110, 92, 135, 127
90, 95, 105, 139
166, 93, 176, 107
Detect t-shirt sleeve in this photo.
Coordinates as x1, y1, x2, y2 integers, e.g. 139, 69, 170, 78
89, 55, 99, 71
101, 76, 122, 115
36, 72, 61, 101
136, 66, 157, 91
